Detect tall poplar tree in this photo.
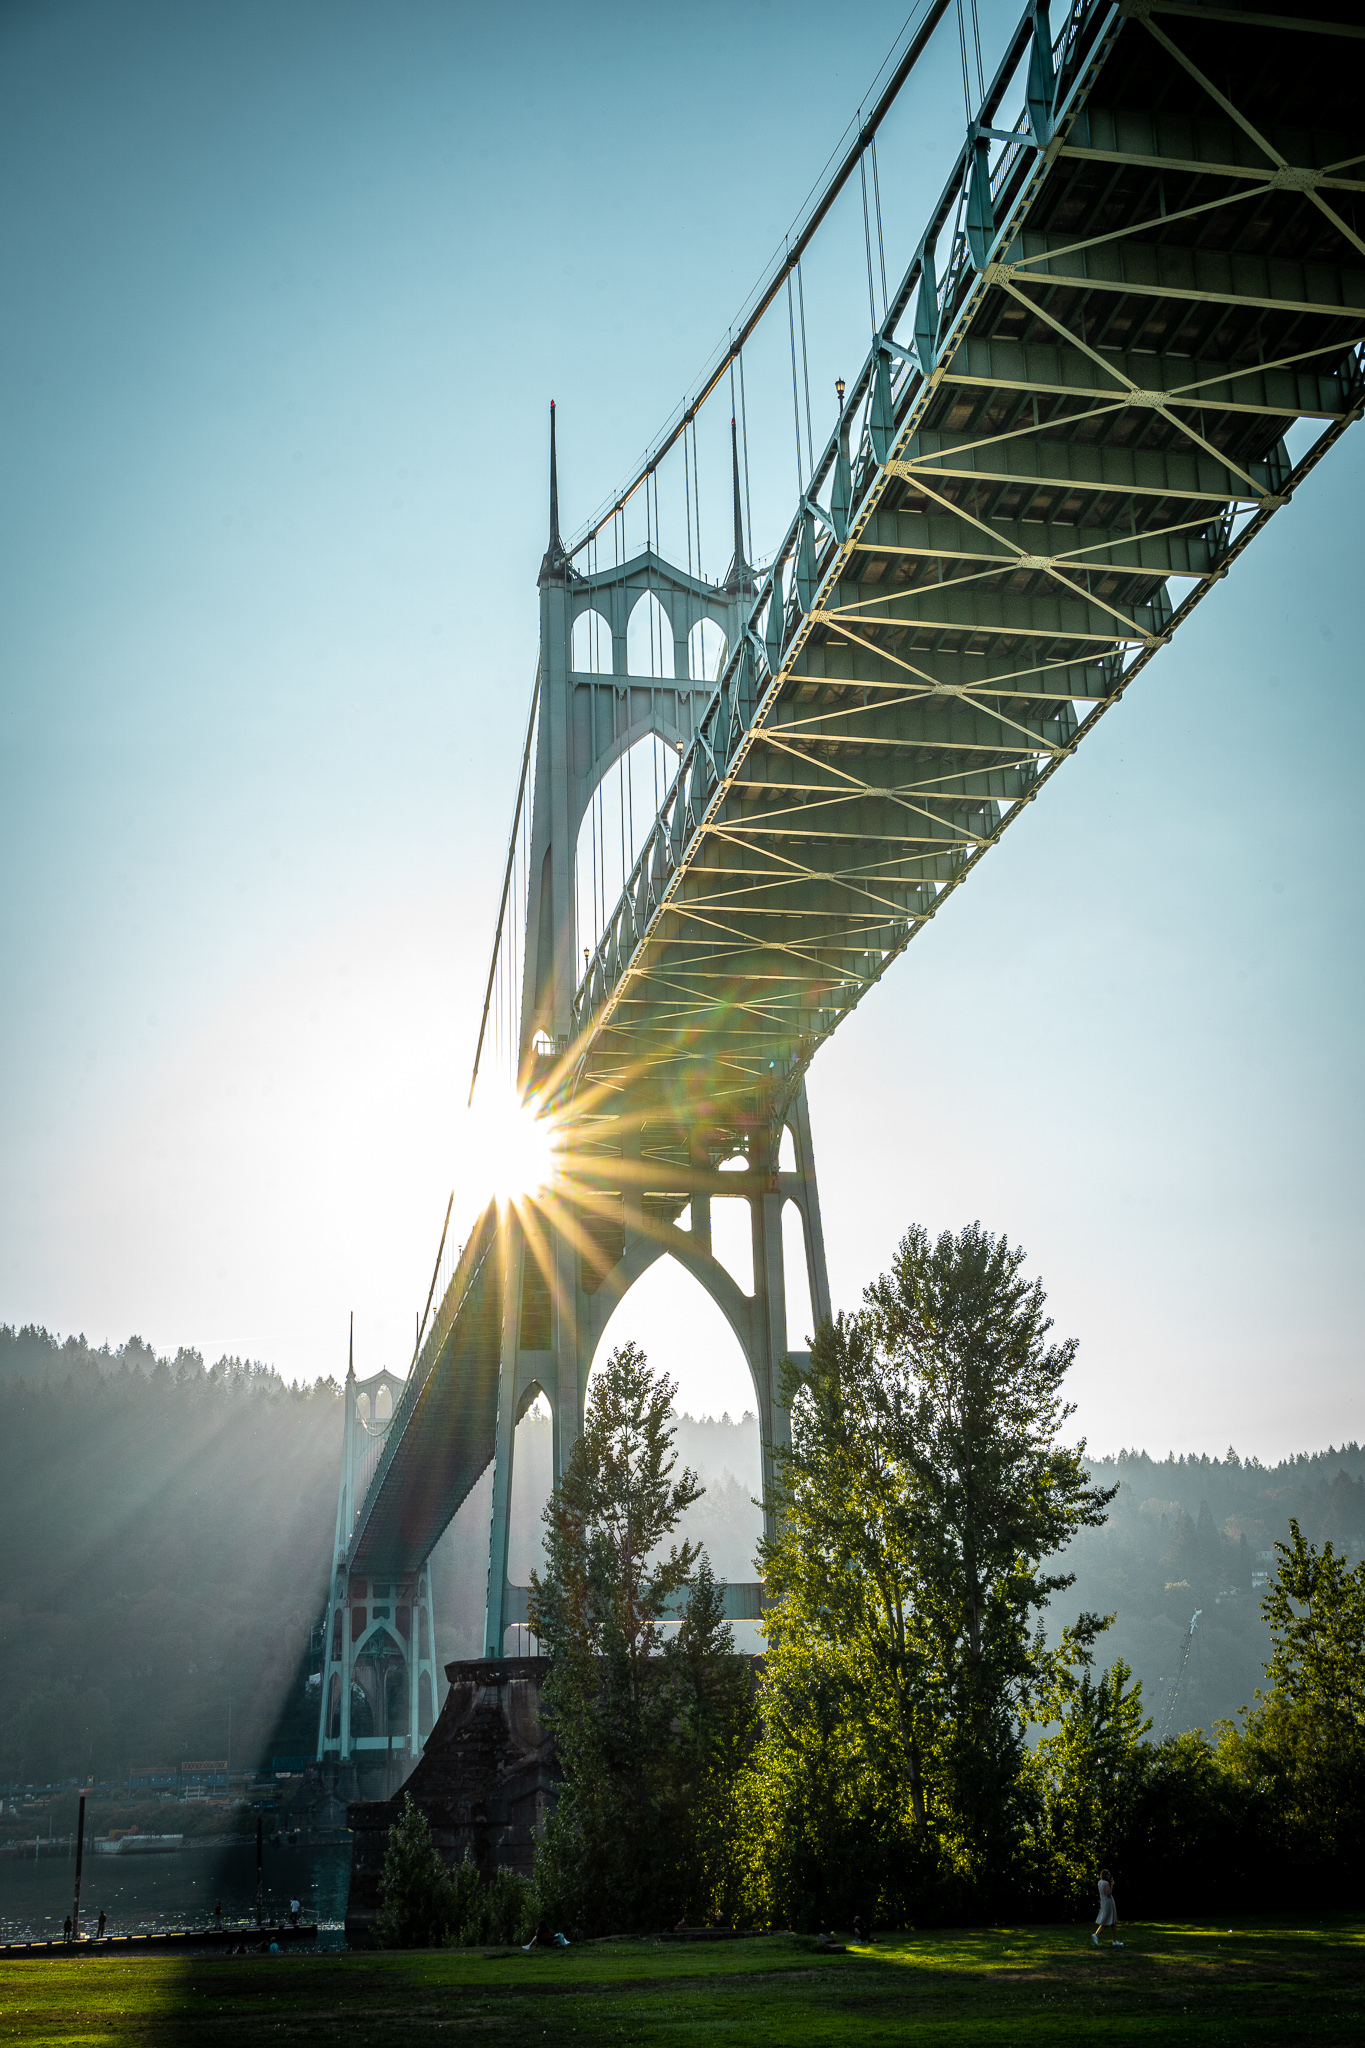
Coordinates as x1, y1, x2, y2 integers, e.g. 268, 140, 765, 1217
749, 1222, 1114, 1920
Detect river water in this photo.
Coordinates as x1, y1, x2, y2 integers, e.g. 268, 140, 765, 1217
0, 1840, 351, 1946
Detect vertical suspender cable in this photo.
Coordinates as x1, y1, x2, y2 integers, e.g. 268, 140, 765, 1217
738, 351, 753, 562
785, 257, 804, 491
797, 259, 815, 478
859, 138, 878, 330
684, 424, 694, 586
683, 421, 695, 679
618, 742, 627, 906
870, 137, 889, 315
969, 0, 985, 99
652, 496, 660, 810
956, 0, 972, 117
691, 421, 703, 579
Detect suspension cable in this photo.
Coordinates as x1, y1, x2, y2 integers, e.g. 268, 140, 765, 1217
738, 350, 753, 561
797, 257, 815, 477
563, 0, 954, 554
468, 663, 541, 1105
859, 138, 878, 330
870, 136, 889, 315
684, 416, 695, 591
785, 256, 805, 491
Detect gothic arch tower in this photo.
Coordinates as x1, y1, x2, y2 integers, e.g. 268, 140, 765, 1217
316, 1327, 439, 1773
481, 411, 830, 1657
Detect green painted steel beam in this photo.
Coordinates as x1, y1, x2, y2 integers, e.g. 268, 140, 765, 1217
561, 0, 1365, 1124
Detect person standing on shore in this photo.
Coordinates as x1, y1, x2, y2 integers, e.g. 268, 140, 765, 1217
1092, 1870, 1123, 1948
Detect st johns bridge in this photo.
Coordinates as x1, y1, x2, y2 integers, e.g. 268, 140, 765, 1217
314, 0, 1365, 1767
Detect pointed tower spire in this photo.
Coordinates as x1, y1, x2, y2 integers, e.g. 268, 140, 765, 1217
347, 1311, 354, 1381
549, 400, 561, 546
539, 400, 570, 584
723, 416, 752, 597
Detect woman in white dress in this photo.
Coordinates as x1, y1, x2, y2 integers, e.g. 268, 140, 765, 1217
1093, 1870, 1123, 1947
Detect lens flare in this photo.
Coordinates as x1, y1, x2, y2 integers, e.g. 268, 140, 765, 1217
459, 1085, 559, 1205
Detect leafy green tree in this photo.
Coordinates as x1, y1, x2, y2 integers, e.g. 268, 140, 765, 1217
1218, 1520, 1365, 1880
1029, 1656, 1150, 1908
528, 1342, 754, 1932
447, 1858, 534, 1947
748, 1222, 1114, 1920
1259, 1519, 1365, 1730
375, 1794, 459, 1948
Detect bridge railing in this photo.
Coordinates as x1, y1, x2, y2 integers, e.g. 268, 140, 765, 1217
569, 0, 1109, 1056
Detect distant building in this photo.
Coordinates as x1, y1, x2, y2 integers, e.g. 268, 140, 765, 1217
180, 1761, 229, 1792
128, 1765, 177, 1793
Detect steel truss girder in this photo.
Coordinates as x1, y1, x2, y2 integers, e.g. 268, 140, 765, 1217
818, 581, 1167, 643
891, 433, 1273, 506
850, 505, 1224, 577
564, 0, 1364, 1109
995, 231, 1365, 318
787, 649, 1110, 697
939, 334, 1359, 419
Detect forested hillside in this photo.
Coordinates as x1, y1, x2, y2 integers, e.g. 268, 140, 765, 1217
3, 1321, 1360, 1784
1061, 1444, 1365, 1735
0, 1326, 342, 1785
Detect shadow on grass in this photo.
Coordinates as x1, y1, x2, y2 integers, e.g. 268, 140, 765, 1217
1, 1919, 1361, 2045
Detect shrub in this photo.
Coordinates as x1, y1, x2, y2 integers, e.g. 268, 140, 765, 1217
451, 1862, 534, 1947
375, 1795, 459, 1948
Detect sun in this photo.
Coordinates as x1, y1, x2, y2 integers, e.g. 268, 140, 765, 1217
459, 1084, 559, 1205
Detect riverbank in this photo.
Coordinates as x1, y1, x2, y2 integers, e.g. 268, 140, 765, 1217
1, 1923, 317, 1957
0, 1836, 351, 1946
1, 1919, 1362, 2044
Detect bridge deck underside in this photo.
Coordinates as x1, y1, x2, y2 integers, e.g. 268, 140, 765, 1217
347, 2, 1364, 1582
347, 1203, 504, 1579
568, 3, 1363, 1127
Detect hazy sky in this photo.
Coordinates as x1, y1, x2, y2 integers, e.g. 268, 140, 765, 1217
2, 0, 1361, 1465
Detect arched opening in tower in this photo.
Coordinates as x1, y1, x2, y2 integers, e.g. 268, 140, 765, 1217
585, 1255, 764, 1648
575, 730, 683, 966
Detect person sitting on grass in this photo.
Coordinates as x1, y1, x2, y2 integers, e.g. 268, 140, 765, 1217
1093, 1869, 1124, 1949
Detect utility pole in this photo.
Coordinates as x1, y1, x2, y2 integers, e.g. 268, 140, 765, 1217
71, 1791, 86, 1941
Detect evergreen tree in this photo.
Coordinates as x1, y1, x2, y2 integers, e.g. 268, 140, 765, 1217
375, 1794, 458, 1948
1219, 1520, 1365, 1878
528, 1343, 754, 1932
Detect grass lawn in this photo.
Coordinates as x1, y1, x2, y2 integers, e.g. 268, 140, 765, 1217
2, 1918, 1362, 2045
